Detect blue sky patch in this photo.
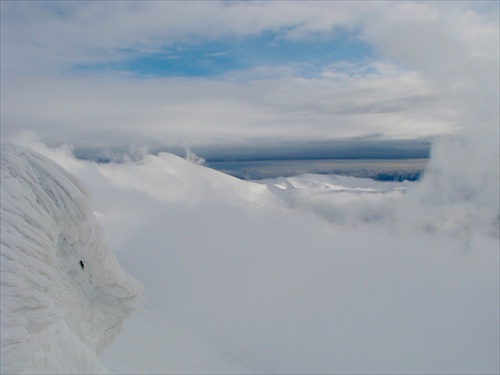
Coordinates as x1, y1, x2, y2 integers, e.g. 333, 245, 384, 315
76, 31, 373, 78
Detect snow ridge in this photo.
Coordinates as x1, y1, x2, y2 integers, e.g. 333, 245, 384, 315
1, 143, 142, 374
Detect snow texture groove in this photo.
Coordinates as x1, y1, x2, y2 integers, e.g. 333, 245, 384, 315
1, 143, 142, 374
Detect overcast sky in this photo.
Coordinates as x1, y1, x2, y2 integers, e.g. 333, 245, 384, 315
1, 1, 498, 150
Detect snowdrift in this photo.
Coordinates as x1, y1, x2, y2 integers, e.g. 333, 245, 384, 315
0, 143, 142, 374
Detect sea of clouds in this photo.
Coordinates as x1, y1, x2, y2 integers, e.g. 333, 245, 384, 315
13, 126, 498, 374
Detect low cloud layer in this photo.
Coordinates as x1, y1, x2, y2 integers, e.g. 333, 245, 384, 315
17, 134, 499, 374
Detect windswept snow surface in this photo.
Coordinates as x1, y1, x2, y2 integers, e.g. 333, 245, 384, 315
7, 138, 498, 374
0, 143, 142, 374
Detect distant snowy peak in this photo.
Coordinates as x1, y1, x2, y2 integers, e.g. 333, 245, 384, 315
1, 143, 142, 374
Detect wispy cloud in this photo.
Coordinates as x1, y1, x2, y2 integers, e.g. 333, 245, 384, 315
1, 1, 497, 151
1, 1, 368, 76
1, 64, 455, 148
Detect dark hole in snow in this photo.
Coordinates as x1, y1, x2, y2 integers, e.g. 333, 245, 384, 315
80, 260, 84, 270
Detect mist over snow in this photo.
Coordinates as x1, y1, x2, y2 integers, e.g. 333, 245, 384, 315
3, 130, 497, 374
1, 1, 499, 374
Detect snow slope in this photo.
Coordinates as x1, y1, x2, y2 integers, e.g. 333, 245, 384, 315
1, 141, 498, 374
0, 143, 142, 374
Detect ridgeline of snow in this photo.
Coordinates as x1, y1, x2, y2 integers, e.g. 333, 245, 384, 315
0, 143, 142, 374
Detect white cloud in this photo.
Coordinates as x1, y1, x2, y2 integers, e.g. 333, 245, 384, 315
355, 2, 499, 240
15, 139, 498, 374
0, 1, 363, 75
1, 62, 456, 148
2, 1, 495, 149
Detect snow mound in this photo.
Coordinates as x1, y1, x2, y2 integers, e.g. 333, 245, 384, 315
1, 143, 142, 374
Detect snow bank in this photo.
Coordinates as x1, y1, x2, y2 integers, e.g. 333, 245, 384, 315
0, 143, 142, 374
